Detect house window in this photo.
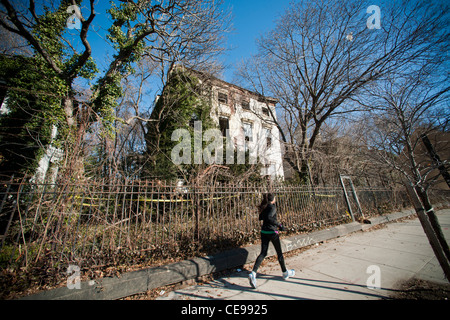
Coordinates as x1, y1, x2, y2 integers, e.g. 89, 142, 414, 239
264, 164, 271, 176
0, 85, 7, 115
219, 117, 229, 137
218, 92, 228, 105
241, 100, 250, 110
189, 112, 199, 128
262, 107, 270, 116
243, 122, 253, 152
243, 122, 253, 142
263, 127, 272, 149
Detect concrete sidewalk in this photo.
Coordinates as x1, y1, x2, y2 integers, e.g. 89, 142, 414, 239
158, 209, 450, 300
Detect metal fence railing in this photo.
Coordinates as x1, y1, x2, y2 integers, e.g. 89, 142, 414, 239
1, 177, 447, 277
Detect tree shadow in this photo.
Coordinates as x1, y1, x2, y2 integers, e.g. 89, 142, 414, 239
184, 271, 402, 300
257, 274, 399, 299
176, 273, 312, 300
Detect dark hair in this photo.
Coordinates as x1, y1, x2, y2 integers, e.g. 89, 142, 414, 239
258, 193, 275, 213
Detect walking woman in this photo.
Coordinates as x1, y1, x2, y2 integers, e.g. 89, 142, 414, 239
248, 193, 295, 289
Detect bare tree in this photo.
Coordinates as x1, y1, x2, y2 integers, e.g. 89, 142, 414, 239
236, 0, 449, 183
0, 0, 231, 179
306, 122, 393, 186
360, 60, 450, 278
88, 55, 159, 179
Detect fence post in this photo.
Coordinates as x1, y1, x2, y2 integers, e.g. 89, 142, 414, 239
347, 178, 365, 220
405, 183, 450, 282
339, 175, 355, 222
192, 181, 200, 243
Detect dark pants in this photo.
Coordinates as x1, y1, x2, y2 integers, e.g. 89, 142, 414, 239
252, 232, 287, 273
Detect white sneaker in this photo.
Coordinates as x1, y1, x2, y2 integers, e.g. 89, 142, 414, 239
248, 271, 257, 289
283, 269, 295, 280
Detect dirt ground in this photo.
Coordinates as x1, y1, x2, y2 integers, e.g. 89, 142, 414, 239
390, 278, 450, 300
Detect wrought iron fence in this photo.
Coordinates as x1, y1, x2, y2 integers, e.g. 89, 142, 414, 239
1, 176, 430, 276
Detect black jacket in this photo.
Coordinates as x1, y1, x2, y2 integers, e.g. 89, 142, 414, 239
259, 203, 283, 232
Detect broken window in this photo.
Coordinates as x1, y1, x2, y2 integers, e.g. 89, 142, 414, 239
189, 112, 199, 128
263, 164, 271, 176
243, 122, 253, 142
219, 117, 229, 137
218, 92, 228, 104
0, 83, 7, 115
243, 122, 253, 152
263, 127, 272, 149
241, 100, 250, 110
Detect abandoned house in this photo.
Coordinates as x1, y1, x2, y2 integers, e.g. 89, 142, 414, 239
145, 66, 285, 180
206, 72, 284, 180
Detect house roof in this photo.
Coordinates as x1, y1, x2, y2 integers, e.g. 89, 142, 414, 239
176, 66, 279, 105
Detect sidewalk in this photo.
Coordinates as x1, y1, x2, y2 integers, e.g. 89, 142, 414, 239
158, 209, 450, 300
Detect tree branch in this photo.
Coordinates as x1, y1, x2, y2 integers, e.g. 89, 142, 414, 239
0, 0, 63, 75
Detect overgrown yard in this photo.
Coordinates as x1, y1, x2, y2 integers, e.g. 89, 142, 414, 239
1, 179, 448, 299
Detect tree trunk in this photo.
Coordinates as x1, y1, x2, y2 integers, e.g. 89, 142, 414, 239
60, 96, 87, 181
63, 96, 75, 127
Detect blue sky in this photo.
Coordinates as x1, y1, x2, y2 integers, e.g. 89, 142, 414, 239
62, 0, 295, 106
73, 0, 293, 83
221, 0, 293, 81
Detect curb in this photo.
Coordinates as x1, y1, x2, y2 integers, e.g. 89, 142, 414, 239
21, 208, 416, 300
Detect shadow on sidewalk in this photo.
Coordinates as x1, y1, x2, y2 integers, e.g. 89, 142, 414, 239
258, 275, 400, 299
173, 271, 402, 300
178, 274, 313, 300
